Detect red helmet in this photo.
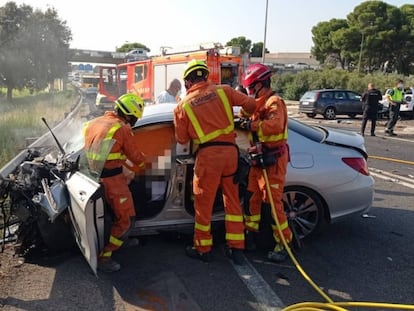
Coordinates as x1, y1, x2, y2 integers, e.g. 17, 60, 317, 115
243, 63, 272, 89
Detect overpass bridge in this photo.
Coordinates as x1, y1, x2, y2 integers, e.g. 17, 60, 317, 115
69, 48, 128, 65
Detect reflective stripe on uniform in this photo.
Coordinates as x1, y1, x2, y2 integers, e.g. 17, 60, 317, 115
225, 214, 244, 222
195, 238, 213, 247
249, 123, 288, 143
100, 250, 112, 258
183, 88, 234, 144
226, 232, 245, 241
109, 235, 124, 247
85, 122, 127, 161
195, 222, 211, 232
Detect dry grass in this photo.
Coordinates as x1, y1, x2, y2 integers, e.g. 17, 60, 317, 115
0, 90, 78, 167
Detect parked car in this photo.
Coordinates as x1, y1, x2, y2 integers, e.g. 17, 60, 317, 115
299, 89, 362, 120
1, 103, 374, 274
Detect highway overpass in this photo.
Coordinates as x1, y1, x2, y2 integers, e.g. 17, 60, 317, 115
69, 48, 128, 65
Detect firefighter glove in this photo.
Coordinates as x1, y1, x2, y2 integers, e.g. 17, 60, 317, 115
239, 118, 251, 131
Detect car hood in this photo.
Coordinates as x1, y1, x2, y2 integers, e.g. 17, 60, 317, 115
319, 125, 367, 156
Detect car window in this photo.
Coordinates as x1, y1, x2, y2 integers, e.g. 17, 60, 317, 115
346, 91, 361, 100
300, 91, 317, 101
321, 92, 333, 99
334, 91, 345, 99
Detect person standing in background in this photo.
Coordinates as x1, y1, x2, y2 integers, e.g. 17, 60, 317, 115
385, 79, 404, 136
156, 78, 182, 104
360, 83, 382, 137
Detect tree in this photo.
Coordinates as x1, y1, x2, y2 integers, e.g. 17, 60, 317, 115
250, 42, 269, 57
347, 1, 408, 73
226, 36, 251, 54
0, 2, 72, 101
311, 1, 414, 74
311, 18, 349, 69
116, 42, 150, 53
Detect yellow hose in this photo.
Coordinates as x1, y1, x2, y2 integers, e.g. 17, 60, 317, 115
261, 166, 414, 311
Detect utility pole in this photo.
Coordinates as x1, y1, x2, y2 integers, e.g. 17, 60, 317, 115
358, 32, 364, 72
262, 0, 269, 63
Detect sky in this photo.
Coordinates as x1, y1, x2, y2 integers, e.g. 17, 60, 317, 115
2, 0, 410, 55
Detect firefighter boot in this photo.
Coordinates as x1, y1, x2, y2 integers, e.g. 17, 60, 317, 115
267, 243, 288, 263
98, 257, 121, 273
185, 246, 213, 263
245, 230, 257, 251
122, 237, 140, 249
225, 246, 245, 266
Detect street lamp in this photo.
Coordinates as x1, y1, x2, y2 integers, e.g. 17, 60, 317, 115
262, 0, 269, 63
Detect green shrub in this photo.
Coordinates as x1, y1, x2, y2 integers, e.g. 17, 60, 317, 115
272, 69, 414, 100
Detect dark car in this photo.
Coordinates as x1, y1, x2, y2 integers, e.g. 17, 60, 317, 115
299, 89, 362, 120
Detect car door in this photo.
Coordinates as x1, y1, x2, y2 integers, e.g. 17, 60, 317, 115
346, 91, 363, 114
66, 171, 105, 275
333, 91, 348, 113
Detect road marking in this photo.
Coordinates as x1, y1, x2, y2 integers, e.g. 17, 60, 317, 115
369, 167, 414, 189
369, 155, 414, 166
230, 255, 285, 311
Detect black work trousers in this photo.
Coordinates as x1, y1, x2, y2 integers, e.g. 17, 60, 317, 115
386, 103, 401, 132
361, 118, 376, 135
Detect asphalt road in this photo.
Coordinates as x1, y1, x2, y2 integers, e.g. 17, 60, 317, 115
1, 103, 413, 311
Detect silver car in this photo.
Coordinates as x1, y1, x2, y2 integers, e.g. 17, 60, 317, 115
1, 103, 374, 274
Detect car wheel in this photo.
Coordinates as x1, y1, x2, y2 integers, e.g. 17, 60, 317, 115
283, 186, 326, 240
37, 211, 76, 252
306, 113, 316, 118
253, 186, 327, 250
347, 113, 356, 118
324, 107, 336, 120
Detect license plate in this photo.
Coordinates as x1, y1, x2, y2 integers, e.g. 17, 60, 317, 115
302, 101, 309, 105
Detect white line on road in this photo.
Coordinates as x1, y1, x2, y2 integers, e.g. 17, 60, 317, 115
369, 167, 414, 189
230, 256, 285, 311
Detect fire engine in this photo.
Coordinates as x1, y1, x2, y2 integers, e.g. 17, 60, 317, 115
95, 46, 248, 108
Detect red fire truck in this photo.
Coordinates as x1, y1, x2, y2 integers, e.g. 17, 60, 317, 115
96, 46, 248, 108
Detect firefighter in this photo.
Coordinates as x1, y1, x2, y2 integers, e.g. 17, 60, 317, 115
173, 59, 256, 265
239, 63, 293, 263
83, 93, 145, 272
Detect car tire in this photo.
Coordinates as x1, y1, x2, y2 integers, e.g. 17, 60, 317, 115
283, 186, 326, 241
306, 113, 316, 118
36, 211, 76, 252
254, 186, 327, 250
324, 107, 336, 120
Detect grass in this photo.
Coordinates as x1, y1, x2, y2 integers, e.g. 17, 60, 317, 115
0, 88, 79, 168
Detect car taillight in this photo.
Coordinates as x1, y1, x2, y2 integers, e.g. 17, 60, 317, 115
342, 157, 369, 176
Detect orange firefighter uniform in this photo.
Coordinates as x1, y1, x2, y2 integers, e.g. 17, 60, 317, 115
174, 81, 256, 254
83, 111, 145, 261
244, 89, 293, 245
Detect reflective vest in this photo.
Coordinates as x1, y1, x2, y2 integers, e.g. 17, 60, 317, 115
389, 88, 404, 103
182, 88, 234, 144
83, 121, 127, 162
